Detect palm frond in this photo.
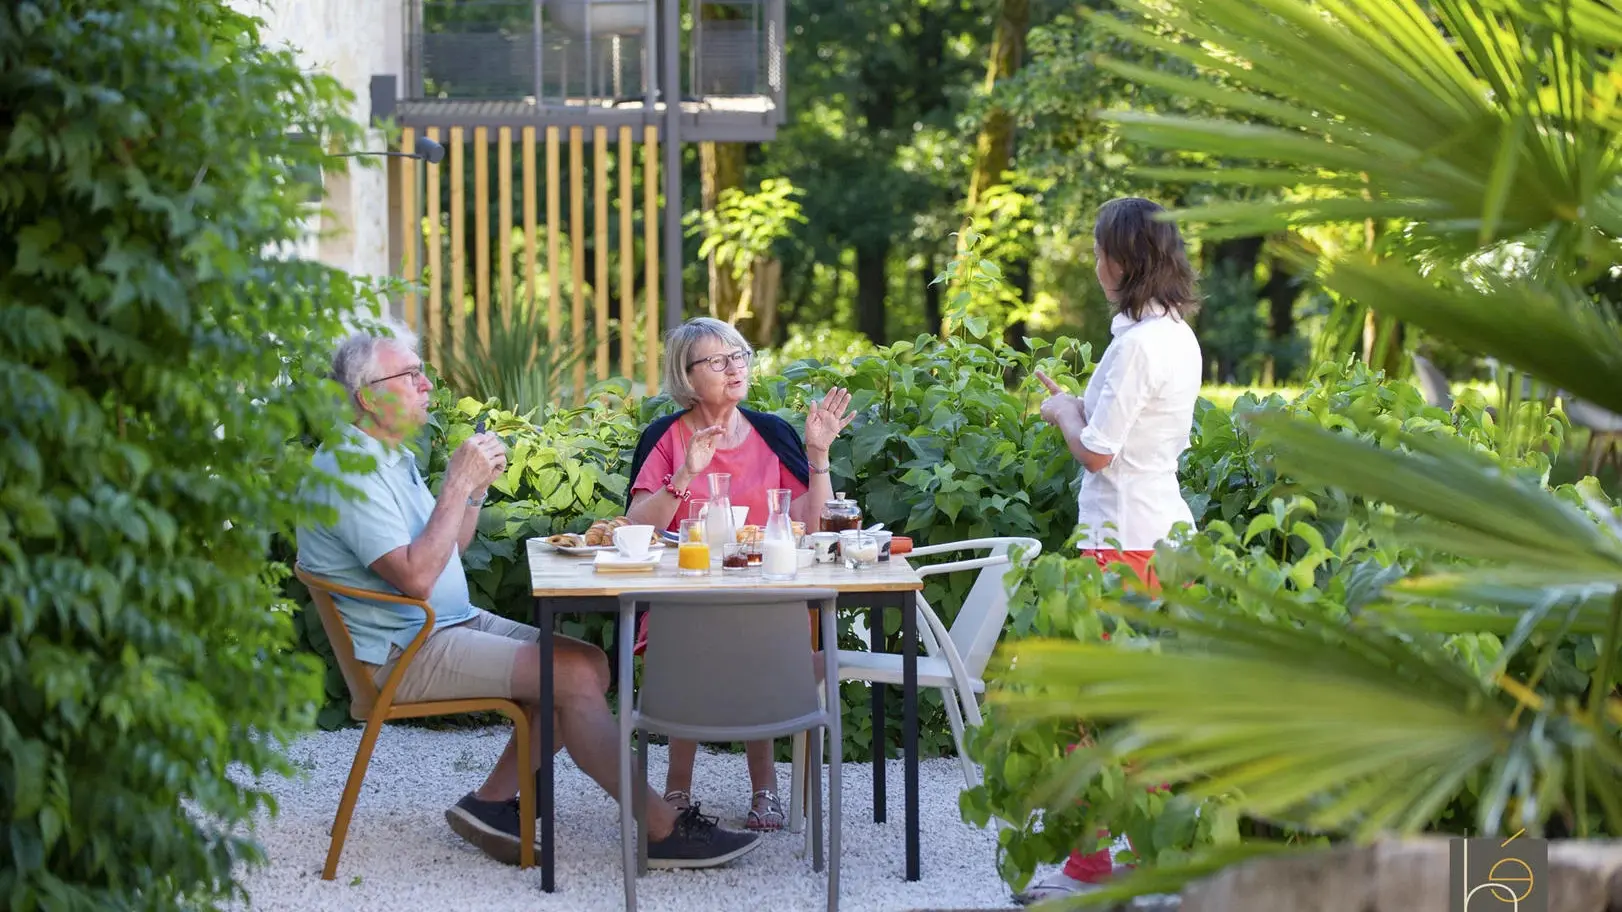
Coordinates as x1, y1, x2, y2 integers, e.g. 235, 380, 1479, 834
993, 621, 1519, 838
1311, 255, 1622, 415
1085, 0, 1622, 253
1246, 412, 1622, 576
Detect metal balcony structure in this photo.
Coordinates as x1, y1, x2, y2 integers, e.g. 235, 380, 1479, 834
395, 0, 785, 142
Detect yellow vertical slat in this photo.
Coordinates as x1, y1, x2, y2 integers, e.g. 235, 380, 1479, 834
499, 127, 514, 335
425, 127, 442, 368
570, 126, 586, 401
449, 126, 465, 366
400, 126, 417, 333
499, 123, 512, 329
474, 126, 490, 351
643, 125, 659, 395
593, 126, 609, 382
546, 127, 561, 355
618, 126, 634, 382
522, 126, 538, 334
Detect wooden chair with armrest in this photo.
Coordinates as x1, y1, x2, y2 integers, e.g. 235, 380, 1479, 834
295, 565, 535, 880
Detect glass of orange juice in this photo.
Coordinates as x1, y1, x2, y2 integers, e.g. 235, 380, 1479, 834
677, 519, 709, 576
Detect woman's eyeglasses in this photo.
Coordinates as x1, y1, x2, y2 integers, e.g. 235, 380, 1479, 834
686, 349, 753, 373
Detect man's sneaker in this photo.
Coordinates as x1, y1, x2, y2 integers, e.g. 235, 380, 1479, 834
647, 803, 761, 870
446, 792, 528, 866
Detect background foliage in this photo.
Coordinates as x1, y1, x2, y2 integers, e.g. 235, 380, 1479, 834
0, 2, 382, 908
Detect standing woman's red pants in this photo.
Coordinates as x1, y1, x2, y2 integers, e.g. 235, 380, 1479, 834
1063, 549, 1160, 883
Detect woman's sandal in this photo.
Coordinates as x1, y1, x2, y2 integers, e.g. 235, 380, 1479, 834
745, 789, 786, 831
662, 789, 692, 811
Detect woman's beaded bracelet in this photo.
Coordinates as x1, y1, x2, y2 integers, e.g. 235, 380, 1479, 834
663, 474, 692, 501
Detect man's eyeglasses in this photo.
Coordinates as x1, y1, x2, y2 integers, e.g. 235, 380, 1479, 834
368, 366, 425, 386
686, 349, 753, 373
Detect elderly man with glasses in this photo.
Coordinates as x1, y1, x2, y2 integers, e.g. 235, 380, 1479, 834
624, 316, 856, 833
296, 324, 760, 870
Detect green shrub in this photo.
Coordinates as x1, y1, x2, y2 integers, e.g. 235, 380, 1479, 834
962, 363, 1572, 893
0, 2, 378, 908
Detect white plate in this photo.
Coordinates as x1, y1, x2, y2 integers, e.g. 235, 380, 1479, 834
592, 550, 663, 572
530, 539, 665, 558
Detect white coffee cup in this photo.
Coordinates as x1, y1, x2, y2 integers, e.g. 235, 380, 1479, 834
613, 524, 655, 560
732, 505, 749, 529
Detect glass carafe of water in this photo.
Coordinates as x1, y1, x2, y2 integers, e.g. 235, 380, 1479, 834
704, 472, 735, 556
761, 487, 798, 581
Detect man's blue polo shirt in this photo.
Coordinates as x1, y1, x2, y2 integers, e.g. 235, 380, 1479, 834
297, 423, 477, 665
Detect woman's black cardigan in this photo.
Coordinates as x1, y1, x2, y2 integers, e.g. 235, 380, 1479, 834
622, 407, 811, 505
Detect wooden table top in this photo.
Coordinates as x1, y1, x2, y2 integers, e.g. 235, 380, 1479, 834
527, 539, 924, 598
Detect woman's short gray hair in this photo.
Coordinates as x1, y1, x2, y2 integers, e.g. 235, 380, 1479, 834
662, 317, 750, 408
330, 321, 420, 399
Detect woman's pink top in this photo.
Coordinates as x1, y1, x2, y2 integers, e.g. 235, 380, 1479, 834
630, 418, 809, 532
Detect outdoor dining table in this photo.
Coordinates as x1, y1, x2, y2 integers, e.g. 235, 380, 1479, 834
526, 540, 926, 893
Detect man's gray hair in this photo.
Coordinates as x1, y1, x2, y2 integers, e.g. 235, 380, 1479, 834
662, 317, 750, 408
330, 321, 420, 399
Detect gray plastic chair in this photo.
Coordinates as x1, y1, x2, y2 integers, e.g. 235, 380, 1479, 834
616, 589, 842, 912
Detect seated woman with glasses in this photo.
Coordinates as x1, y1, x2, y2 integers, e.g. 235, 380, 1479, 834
625, 316, 855, 831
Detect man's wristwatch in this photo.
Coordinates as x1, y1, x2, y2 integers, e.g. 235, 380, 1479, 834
466, 491, 487, 508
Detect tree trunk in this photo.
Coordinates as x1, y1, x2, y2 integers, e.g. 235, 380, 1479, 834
922, 254, 942, 336
1204, 236, 1264, 281
856, 240, 890, 344
966, 0, 1029, 212
1358, 217, 1405, 374
1260, 254, 1300, 382
1261, 255, 1298, 342
1003, 255, 1032, 350
745, 258, 783, 344
700, 141, 745, 321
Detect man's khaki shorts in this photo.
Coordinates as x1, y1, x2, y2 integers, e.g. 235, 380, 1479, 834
368, 609, 540, 704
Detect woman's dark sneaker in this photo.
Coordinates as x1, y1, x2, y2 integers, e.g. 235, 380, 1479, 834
647, 803, 761, 869
446, 792, 528, 866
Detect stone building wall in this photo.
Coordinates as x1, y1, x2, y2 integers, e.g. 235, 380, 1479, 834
233, 0, 403, 283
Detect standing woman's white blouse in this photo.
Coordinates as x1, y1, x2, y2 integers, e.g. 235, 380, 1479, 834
1076, 303, 1203, 551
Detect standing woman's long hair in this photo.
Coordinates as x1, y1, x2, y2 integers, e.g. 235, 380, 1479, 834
1094, 197, 1201, 321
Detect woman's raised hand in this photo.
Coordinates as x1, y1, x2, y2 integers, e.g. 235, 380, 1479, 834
683, 425, 727, 478
1034, 369, 1083, 426
805, 386, 857, 452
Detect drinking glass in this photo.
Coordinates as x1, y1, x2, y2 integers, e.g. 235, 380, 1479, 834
677, 519, 709, 576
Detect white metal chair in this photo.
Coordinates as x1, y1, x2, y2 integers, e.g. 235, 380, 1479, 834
785, 537, 1041, 835
1563, 393, 1622, 476
1410, 352, 1452, 411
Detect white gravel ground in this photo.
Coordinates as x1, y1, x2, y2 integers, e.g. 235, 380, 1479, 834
234, 724, 1026, 912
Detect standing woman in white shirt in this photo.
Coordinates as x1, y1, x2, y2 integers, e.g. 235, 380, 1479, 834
1018, 196, 1203, 905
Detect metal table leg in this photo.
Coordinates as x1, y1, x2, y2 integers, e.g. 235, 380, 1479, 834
870, 602, 886, 824
534, 596, 556, 893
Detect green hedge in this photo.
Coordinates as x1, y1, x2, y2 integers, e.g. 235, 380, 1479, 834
962, 362, 1578, 891
1, 2, 380, 908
